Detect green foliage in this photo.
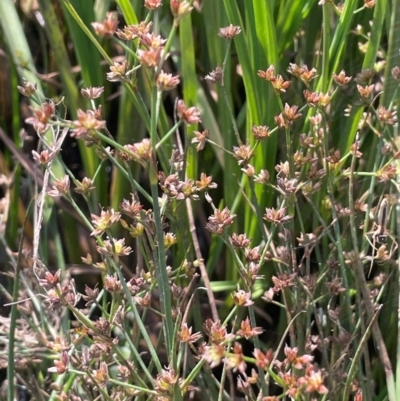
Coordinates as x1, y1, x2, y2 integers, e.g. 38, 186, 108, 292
0, 0, 400, 400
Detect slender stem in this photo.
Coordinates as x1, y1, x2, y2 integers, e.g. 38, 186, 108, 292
8, 200, 33, 401
149, 85, 174, 357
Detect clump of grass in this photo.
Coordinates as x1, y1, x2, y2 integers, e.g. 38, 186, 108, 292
1, 1, 400, 401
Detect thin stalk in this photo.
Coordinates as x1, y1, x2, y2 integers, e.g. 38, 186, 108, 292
396, 139, 400, 399
348, 142, 396, 401
343, 306, 381, 401
7, 200, 33, 401
149, 85, 174, 357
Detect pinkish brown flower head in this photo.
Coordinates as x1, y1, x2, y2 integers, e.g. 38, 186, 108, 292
71, 109, 106, 139
107, 60, 129, 82
254, 169, 270, 184
258, 65, 275, 81
39, 270, 61, 288
252, 125, 270, 140
333, 69, 352, 86
237, 317, 263, 339
203, 344, 225, 368
145, 0, 162, 9
271, 75, 291, 93
25, 101, 55, 134
288, 64, 317, 83
48, 176, 70, 197
283, 103, 302, 123
81, 86, 104, 99
91, 12, 118, 38
104, 274, 123, 293
392, 66, 400, 81
156, 70, 180, 91
32, 149, 57, 165
17, 80, 37, 97
206, 207, 236, 235
225, 342, 247, 373
196, 173, 217, 191
233, 144, 253, 166
218, 24, 241, 39
91, 208, 121, 236
205, 66, 223, 83
119, 194, 143, 218
138, 47, 162, 68
191, 129, 209, 151
48, 351, 69, 374
377, 106, 397, 125
364, 0, 376, 8
92, 361, 109, 388
116, 21, 152, 40
155, 367, 179, 393
232, 289, 253, 306
97, 238, 132, 257
140, 32, 166, 49
178, 323, 202, 344
177, 100, 201, 124
229, 233, 251, 248
263, 207, 291, 224
357, 84, 374, 98
253, 348, 274, 369
74, 177, 96, 195
122, 138, 153, 164
170, 0, 193, 24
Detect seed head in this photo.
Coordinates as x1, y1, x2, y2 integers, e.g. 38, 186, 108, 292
196, 173, 217, 191
252, 125, 270, 140
253, 348, 274, 369
377, 106, 397, 125
229, 233, 251, 248
71, 109, 106, 140
25, 101, 55, 134
205, 66, 223, 84
191, 129, 209, 151
81, 86, 104, 99
254, 169, 270, 184
170, 0, 193, 24
392, 66, 400, 81
107, 60, 129, 82
263, 207, 291, 224
116, 21, 152, 40
91, 12, 118, 38
236, 317, 263, 339
138, 47, 162, 68
156, 70, 180, 91
97, 238, 132, 257
48, 176, 70, 197
17, 80, 37, 97
333, 70, 352, 86
32, 149, 57, 165
91, 208, 121, 236
258, 65, 275, 81
92, 361, 109, 388
145, 0, 163, 9
178, 323, 202, 344
74, 177, 95, 195
218, 24, 241, 39
357, 84, 374, 98
232, 289, 253, 306
233, 144, 253, 165
177, 99, 201, 124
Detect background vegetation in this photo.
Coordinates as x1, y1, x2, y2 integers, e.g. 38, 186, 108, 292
0, 0, 400, 400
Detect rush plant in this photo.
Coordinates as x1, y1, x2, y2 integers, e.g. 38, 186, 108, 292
0, 1, 400, 401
